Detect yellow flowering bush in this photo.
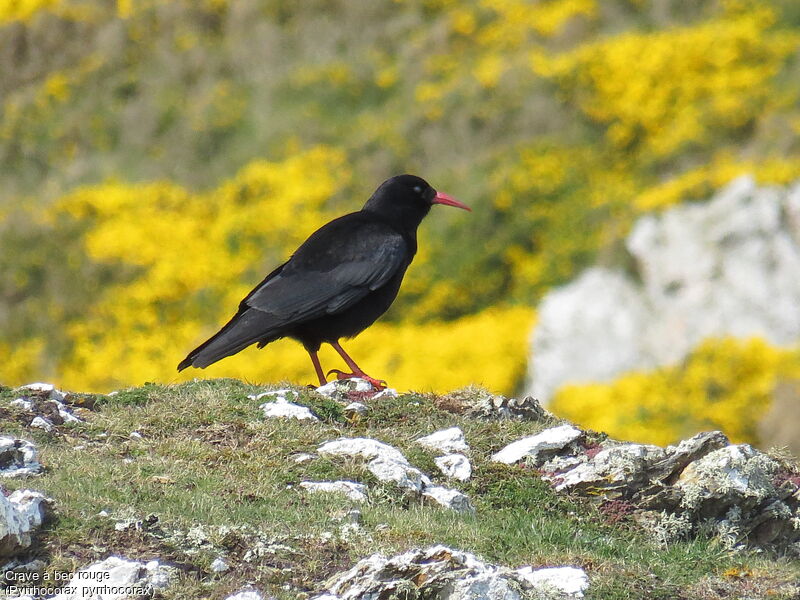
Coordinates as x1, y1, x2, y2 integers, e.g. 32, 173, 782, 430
46, 146, 345, 391
635, 155, 800, 212
0, 0, 60, 22
531, 9, 800, 159
551, 338, 800, 446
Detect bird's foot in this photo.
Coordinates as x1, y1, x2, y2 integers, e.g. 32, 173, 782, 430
326, 369, 388, 390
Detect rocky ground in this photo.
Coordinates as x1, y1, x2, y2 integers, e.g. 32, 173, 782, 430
1, 379, 799, 599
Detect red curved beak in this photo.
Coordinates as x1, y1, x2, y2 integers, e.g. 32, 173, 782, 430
433, 191, 471, 211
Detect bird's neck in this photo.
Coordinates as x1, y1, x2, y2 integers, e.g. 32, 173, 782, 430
358, 210, 417, 259
363, 205, 427, 241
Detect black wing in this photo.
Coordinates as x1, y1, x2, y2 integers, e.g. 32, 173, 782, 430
178, 214, 408, 369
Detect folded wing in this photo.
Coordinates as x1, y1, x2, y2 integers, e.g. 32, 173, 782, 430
178, 217, 407, 370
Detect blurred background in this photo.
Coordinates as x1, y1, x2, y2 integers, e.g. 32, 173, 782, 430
1, 0, 799, 450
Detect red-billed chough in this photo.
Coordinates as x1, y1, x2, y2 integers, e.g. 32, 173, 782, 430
177, 174, 470, 388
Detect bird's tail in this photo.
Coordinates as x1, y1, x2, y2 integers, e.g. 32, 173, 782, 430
177, 309, 283, 371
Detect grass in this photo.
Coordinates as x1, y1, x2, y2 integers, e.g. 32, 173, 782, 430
1, 379, 799, 599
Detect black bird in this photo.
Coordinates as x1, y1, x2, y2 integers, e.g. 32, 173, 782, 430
177, 174, 470, 388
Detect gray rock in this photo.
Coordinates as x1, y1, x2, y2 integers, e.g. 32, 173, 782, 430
29, 417, 53, 432
677, 444, 778, 511
462, 391, 550, 421
670, 444, 799, 549
422, 486, 475, 513
225, 588, 264, 600
299, 481, 368, 503
0, 438, 42, 478
50, 556, 171, 599
435, 454, 472, 481
527, 176, 800, 401
10, 383, 83, 430
417, 427, 469, 454
344, 402, 369, 417
315, 545, 589, 600
552, 443, 666, 494
0, 489, 52, 558
492, 425, 584, 466
526, 426, 800, 553
211, 556, 230, 573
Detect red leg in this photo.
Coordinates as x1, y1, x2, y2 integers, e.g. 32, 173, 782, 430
328, 341, 387, 389
308, 350, 327, 386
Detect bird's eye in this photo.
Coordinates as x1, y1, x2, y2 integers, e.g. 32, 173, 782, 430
413, 186, 422, 194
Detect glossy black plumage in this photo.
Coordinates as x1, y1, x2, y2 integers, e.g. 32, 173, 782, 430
177, 174, 469, 386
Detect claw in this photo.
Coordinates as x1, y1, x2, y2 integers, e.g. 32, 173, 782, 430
363, 376, 388, 390
325, 369, 387, 390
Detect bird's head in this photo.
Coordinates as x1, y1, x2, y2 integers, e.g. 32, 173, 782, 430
363, 174, 470, 232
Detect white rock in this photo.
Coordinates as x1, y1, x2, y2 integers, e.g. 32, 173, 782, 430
319, 438, 427, 491
0, 489, 51, 557
224, 588, 264, 600
417, 427, 469, 454
316, 378, 398, 400
10, 398, 33, 411
526, 268, 650, 402
435, 454, 472, 481
448, 571, 524, 600
491, 425, 584, 465
292, 453, 315, 463
10, 386, 83, 426
318, 545, 530, 600
210, 556, 229, 573
56, 401, 82, 424
29, 417, 53, 432
248, 388, 298, 402
318, 438, 408, 464
527, 176, 800, 401
299, 481, 368, 503
16, 383, 66, 402
318, 438, 474, 509
0, 438, 42, 478
422, 486, 474, 513
316, 378, 374, 397
50, 556, 171, 599
517, 566, 590, 598
144, 559, 170, 590
367, 456, 430, 492
260, 398, 318, 421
